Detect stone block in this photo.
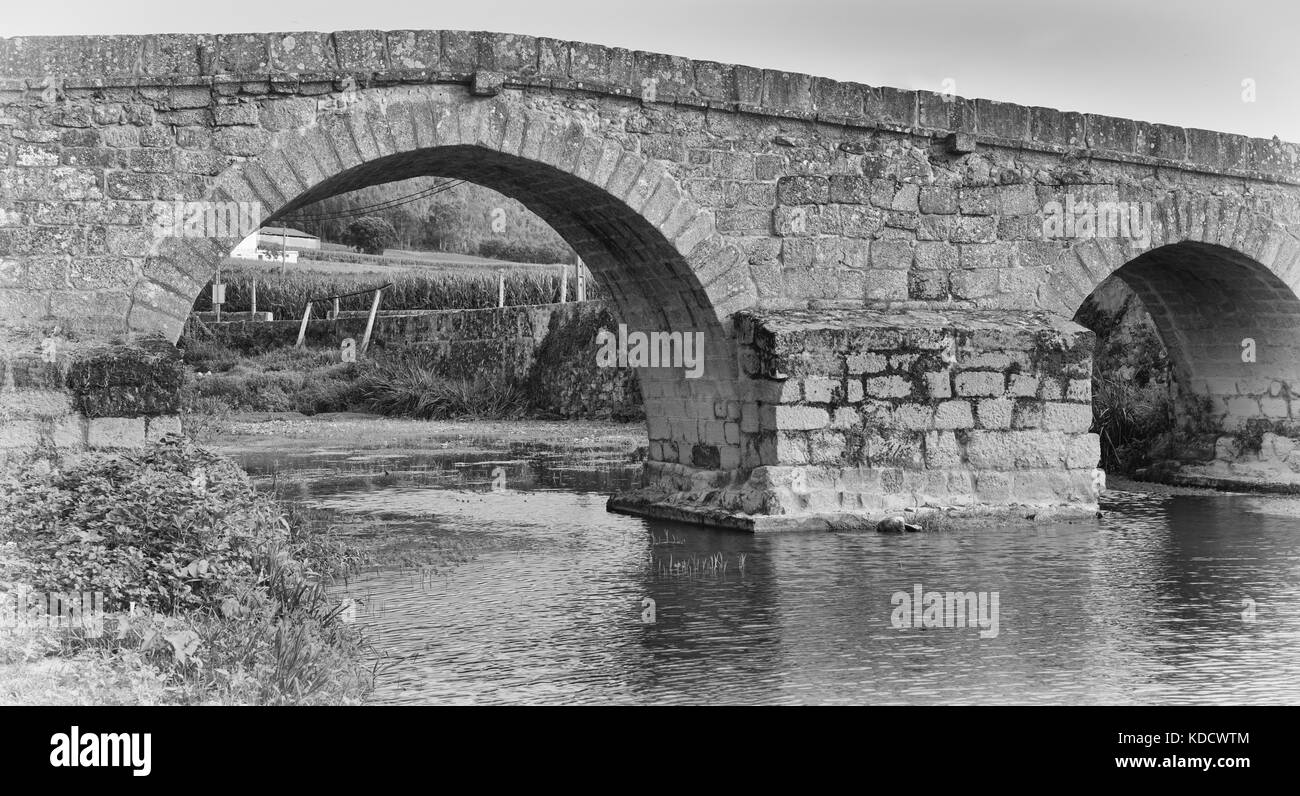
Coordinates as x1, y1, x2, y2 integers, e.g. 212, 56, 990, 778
923, 430, 964, 468
977, 398, 1014, 429
777, 175, 830, 205
1066, 433, 1101, 469
86, 417, 147, 449
894, 403, 934, 430
955, 371, 1004, 397
865, 375, 912, 399
774, 405, 829, 431
1042, 402, 1094, 432
934, 400, 974, 429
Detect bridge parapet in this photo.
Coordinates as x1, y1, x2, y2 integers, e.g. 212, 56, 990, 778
1, 29, 1296, 184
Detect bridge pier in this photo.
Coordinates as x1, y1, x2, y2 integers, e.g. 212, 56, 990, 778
609, 307, 1101, 530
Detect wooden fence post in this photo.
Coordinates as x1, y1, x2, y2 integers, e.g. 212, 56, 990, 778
251, 278, 258, 319
295, 301, 312, 347
498, 270, 505, 308
360, 287, 383, 355
560, 264, 568, 303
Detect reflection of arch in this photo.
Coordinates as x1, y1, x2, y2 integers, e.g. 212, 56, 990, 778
130, 88, 751, 344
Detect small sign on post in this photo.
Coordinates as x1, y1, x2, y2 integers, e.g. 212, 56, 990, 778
212, 282, 226, 323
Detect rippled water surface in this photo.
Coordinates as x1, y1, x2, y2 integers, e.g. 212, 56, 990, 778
222, 419, 1300, 705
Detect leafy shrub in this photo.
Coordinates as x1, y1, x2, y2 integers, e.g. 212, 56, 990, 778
0, 437, 372, 704
1, 437, 325, 612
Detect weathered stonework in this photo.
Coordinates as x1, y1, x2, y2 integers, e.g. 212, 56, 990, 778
611, 308, 1100, 530
2, 29, 1300, 527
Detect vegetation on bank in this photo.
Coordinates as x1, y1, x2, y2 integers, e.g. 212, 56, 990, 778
1076, 279, 1180, 473
0, 437, 375, 705
178, 340, 528, 424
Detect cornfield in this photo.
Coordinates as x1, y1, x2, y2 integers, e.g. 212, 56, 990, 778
198, 266, 600, 318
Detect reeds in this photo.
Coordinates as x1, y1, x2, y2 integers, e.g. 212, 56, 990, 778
650, 551, 749, 577
357, 356, 528, 420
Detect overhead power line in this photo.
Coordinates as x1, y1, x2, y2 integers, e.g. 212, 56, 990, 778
278, 178, 468, 225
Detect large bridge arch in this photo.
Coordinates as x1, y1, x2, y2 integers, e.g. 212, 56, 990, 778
1038, 193, 1300, 438
129, 87, 762, 490
131, 88, 751, 341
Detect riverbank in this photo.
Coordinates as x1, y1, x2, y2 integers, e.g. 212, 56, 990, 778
0, 435, 377, 706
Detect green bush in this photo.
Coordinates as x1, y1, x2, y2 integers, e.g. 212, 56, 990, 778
0, 437, 371, 704
1, 437, 339, 612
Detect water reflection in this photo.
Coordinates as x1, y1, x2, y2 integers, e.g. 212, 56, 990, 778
222, 427, 1300, 705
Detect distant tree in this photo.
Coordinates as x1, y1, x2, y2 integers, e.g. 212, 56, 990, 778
343, 216, 398, 255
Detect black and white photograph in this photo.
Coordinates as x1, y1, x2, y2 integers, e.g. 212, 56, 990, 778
0, 0, 1293, 778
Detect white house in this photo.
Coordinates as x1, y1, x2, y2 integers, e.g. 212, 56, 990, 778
230, 226, 319, 261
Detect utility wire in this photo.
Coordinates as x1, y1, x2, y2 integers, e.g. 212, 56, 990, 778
277, 179, 467, 225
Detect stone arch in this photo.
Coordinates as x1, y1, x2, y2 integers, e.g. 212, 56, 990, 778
1040, 192, 1300, 318
129, 87, 754, 343
1044, 192, 1300, 437
128, 84, 758, 484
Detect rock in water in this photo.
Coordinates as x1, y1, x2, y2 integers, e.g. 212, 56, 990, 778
873, 515, 925, 535
876, 516, 921, 533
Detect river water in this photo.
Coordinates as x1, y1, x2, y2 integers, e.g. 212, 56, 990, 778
218, 416, 1300, 705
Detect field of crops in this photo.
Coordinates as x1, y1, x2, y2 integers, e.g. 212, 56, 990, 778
201, 261, 600, 317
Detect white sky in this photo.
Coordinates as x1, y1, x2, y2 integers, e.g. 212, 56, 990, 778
4, 0, 1297, 141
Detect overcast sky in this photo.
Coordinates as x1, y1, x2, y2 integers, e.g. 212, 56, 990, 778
4, 0, 1296, 141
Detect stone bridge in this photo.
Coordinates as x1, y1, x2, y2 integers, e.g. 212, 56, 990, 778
2, 30, 1300, 530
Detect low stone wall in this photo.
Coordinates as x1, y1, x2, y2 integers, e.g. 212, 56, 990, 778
0, 339, 184, 467
612, 307, 1101, 530
188, 305, 552, 361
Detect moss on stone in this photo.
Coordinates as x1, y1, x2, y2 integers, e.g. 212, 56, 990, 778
66, 340, 185, 418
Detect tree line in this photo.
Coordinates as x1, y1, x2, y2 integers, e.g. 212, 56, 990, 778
290, 177, 581, 265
